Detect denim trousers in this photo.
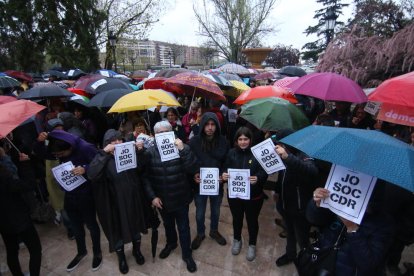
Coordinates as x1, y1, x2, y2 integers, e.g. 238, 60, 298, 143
194, 193, 223, 236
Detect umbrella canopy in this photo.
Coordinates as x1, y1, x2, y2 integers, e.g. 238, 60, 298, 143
273, 76, 299, 90
96, 69, 117, 77
203, 74, 234, 89
88, 88, 132, 108
368, 71, 414, 127
234, 86, 298, 105
65, 69, 86, 80
279, 66, 307, 77
287, 72, 367, 103
0, 100, 46, 137
280, 126, 414, 192
108, 89, 181, 113
155, 68, 189, 78
130, 70, 150, 79
219, 72, 243, 82
224, 80, 250, 97
163, 72, 226, 101
18, 84, 73, 99
218, 63, 251, 75
0, 96, 18, 104
4, 70, 33, 82
69, 94, 90, 107
143, 77, 168, 90
46, 69, 67, 79
0, 76, 21, 89
73, 74, 105, 91
86, 78, 133, 95
253, 72, 275, 81
67, 87, 92, 98
239, 98, 309, 131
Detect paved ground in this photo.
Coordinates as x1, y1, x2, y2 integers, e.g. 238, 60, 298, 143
1, 189, 413, 276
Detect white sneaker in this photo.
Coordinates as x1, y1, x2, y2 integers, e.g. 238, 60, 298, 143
246, 245, 256, 261
231, 239, 242, 255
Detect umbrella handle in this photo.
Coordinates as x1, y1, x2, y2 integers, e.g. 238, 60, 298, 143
188, 88, 196, 114
4, 136, 21, 154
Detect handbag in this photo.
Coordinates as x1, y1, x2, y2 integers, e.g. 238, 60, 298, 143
294, 226, 346, 276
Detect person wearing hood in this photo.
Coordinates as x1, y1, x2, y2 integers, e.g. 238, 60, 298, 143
42, 130, 102, 272
188, 112, 229, 250
222, 127, 268, 261
87, 129, 154, 274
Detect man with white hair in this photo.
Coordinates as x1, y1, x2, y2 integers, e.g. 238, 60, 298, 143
141, 121, 198, 273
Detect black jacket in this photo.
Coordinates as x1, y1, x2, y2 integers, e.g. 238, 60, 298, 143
223, 147, 268, 199
141, 144, 198, 213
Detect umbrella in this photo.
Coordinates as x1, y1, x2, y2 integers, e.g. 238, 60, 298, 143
0, 96, 18, 104
143, 77, 168, 89
96, 69, 117, 77
18, 84, 73, 99
224, 80, 250, 97
108, 89, 181, 113
0, 100, 46, 137
86, 78, 133, 94
65, 69, 86, 80
150, 207, 161, 262
46, 69, 67, 79
367, 71, 414, 127
203, 74, 234, 89
88, 88, 132, 108
279, 66, 307, 77
155, 68, 189, 78
280, 126, 414, 192
253, 72, 276, 81
130, 70, 150, 80
73, 74, 105, 90
4, 70, 33, 82
273, 76, 299, 90
234, 86, 298, 105
220, 73, 243, 82
69, 94, 90, 106
239, 98, 309, 131
218, 63, 251, 75
163, 72, 226, 101
0, 76, 21, 89
287, 72, 367, 103
67, 87, 92, 98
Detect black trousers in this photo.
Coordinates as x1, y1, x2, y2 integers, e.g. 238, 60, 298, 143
228, 197, 264, 245
1, 224, 42, 276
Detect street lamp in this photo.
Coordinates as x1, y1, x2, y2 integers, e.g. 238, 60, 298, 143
167, 50, 172, 68
325, 7, 337, 47
108, 31, 117, 72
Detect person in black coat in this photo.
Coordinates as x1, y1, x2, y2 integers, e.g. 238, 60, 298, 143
87, 129, 153, 274
222, 126, 268, 261
0, 148, 42, 276
141, 121, 198, 273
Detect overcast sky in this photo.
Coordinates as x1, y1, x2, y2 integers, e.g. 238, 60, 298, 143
149, 0, 354, 50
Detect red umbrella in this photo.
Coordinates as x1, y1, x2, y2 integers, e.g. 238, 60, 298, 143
0, 96, 18, 104
368, 71, 414, 127
287, 72, 367, 103
73, 74, 105, 91
234, 86, 298, 105
163, 72, 225, 101
4, 70, 33, 82
143, 77, 168, 89
0, 100, 46, 137
67, 87, 93, 98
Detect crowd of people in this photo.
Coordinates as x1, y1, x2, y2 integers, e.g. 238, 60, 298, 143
0, 73, 414, 276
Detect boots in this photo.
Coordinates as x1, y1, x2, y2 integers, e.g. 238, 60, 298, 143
116, 249, 129, 274
132, 240, 145, 265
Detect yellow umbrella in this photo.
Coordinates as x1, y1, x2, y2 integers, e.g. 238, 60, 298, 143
224, 80, 250, 97
108, 89, 181, 113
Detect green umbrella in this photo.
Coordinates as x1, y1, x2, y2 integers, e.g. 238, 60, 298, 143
239, 97, 309, 131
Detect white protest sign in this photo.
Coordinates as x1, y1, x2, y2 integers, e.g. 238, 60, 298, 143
364, 101, 381, 116
114, 141, 137, 173
99, 70, 110, 77
228, 169, 250, 200
155, 131, 180, 162
320, 164, 377, 224
251, 138, 286, 174
51, 161, 87, 192
91, 78, 107, 90
228, 109, 238, 123
68, 69, 75, 77
200, 167, 219, 195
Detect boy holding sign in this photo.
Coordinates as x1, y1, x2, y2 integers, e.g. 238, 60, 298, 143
222, 127, 267, 261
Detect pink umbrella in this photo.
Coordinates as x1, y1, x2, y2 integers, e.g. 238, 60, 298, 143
273, 77, 299, 90
287, 72, 367, 103
0, 96, 18, 104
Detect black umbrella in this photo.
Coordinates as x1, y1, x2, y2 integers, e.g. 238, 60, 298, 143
150, 207, 161, 262
85, 78, 133, 94
279, 66, 307, 77
66, 69, 86, 80
18, 84, 73, 99
0, 76, 21, 89
88, 88, 132, 108
46, 69, 67, 80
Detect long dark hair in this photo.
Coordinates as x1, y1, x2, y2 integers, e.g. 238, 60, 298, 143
233, 126, 252, 149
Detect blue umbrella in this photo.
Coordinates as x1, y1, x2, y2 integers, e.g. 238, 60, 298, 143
280, 125, 414, 192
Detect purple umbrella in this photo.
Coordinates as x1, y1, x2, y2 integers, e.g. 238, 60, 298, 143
287, 72, 367, 103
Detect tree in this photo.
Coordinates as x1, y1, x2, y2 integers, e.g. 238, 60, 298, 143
193, 0, 277, 64
265, 44, 300, 68
302, 0, 349, 62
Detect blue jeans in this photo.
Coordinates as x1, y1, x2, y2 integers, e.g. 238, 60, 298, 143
194, 194, 223, 236
160, 205, 192, 259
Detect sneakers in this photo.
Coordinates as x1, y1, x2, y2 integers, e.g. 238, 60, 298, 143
191, 235, 205, 250
183, 256, 197, 273
159, 243, 178, 259
66, 253, 87, 272
209, 230, 226, 245
246, 245, 256, 261
231, 239, 242, 255
275, 253, 294, 267
92, 253, 102, 271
